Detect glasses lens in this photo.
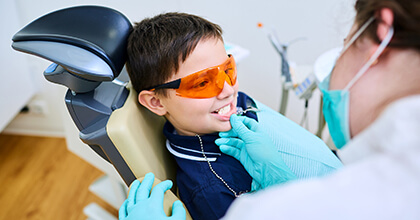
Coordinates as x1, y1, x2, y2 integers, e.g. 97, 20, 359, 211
177, 69, 219, 98
175, 55, 237, 98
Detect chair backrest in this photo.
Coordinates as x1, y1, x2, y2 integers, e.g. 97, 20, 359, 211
107, 84, 193, 219
107, 83, 177, 183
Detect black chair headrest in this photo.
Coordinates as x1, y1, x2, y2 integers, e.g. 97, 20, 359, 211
12, 5, 133, 82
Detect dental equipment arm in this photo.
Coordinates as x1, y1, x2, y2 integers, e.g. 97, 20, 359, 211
216, 115, 297, 191
258, 23, 309, 115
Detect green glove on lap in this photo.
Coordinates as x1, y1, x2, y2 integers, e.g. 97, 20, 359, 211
119, 173, 186, 220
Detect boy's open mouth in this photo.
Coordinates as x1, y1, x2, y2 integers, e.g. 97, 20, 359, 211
213, 104, 231, 115
212, 103, 233, 116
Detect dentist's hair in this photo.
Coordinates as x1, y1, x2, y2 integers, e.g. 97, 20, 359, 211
354, 0, 420, 51
126, 12, 223, 96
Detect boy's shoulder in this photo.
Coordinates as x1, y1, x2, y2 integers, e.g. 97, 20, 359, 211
237, 91, 258, 121
237, 91, 252, 99
237, 91, 254, 107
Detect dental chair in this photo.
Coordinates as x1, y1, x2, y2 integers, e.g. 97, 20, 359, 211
12, 5, 191, 219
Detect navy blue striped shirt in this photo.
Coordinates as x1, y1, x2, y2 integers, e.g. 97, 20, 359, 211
163, 92, 257, 220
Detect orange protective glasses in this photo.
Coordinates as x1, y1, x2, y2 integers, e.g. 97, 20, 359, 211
147, 54, 237, 98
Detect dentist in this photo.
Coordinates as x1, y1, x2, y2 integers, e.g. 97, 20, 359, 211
120, 0, 420, 219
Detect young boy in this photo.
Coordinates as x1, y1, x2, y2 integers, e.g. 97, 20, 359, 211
126, 12, 254, 220
126, 12, 342, 220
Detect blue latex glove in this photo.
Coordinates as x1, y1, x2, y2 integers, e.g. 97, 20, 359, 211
119, 173, 186, 220
215, 115, 297, 191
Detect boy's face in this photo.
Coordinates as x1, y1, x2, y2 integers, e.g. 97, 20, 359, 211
159, 38, 239, 136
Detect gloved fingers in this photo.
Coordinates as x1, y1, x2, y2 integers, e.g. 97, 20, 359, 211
149, 180, 173, 205
219, 144, 241, 160
219, 128, 238, 138
170, 200, 187, 220
136, 172, 155, 202
239, 115, 259, 131
127, 179, 140, 208
218, 115, 246, 139
118, 199, 129, 219
215, 137, 244, 153
231, 114, 259, 132
229, 115, 255, 139
215, 137, 243, 148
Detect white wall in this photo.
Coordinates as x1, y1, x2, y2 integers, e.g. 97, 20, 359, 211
0, 0, 37, 132
3, 0, 356, 136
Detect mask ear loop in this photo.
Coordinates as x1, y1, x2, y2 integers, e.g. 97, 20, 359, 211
326, 17, 375, 87
342, 20, 394, 93
341, 17, 375, 55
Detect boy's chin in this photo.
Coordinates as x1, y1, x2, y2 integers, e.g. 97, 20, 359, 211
217, 123, 232, 132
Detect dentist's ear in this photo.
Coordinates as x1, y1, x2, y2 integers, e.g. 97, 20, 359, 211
377, 8, 394, 41
138, 91, 168, 116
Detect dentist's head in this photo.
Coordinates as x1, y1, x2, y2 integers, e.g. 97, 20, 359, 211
321, 0, 420, 149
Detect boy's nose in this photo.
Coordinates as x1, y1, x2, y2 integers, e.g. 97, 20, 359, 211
217, 81, 235, 99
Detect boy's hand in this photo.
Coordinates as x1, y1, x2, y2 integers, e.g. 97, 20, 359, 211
216, 115, 297, 191
119, 173, 186, 220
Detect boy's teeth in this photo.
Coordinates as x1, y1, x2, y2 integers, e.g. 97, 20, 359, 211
217, 105, 231, 115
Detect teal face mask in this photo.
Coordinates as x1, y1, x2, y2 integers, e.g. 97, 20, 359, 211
318, 75, 350, 149
319, 17, 394, 149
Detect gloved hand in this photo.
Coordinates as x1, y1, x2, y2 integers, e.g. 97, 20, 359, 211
215, 115, 297, 191
119, 173, 186, 220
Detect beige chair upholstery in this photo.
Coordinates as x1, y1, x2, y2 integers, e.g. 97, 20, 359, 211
107, 83, 192, 219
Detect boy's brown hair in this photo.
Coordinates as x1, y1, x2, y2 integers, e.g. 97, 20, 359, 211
126, 12, 223, 96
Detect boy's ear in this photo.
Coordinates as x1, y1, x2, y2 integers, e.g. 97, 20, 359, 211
138, 90, 167, 116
